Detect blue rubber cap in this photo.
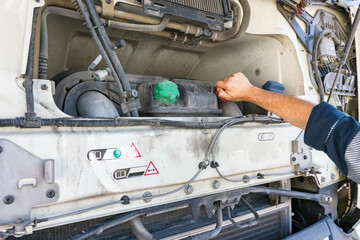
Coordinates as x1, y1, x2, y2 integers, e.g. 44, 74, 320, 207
262, 81, 285, 93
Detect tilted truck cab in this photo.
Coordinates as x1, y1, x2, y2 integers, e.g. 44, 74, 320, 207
1, 0, 360, 239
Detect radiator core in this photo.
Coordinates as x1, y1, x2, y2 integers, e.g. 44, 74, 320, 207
143, 0, 232, 31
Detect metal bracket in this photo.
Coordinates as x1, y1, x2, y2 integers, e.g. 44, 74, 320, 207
0, 139, 59, 226
121, 99, 141, 114
324, 72, 356, 96
290, 131, 312, 170
101, 0, 115, 18
277, 1, 315, 53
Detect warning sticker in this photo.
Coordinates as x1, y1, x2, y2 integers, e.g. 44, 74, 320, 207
144, 161, 159, 176
113, 165, 147, 180
125, 142, 142, 158
87, 142, 142, 161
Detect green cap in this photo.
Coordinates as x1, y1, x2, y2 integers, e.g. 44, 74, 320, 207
154, 80, 180, 105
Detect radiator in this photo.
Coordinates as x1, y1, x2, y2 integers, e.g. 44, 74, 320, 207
143, 0, 232, 31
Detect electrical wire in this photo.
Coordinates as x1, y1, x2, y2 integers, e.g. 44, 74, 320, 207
327, 4, 360, 103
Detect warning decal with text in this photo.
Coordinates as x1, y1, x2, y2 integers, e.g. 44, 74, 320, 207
144, 161, 159, 176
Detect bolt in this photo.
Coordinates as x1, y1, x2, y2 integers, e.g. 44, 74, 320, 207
322, 195, 333, 203
212, 180, 220, 189
0, 146, 2, 154
143, 191, 152, 202
242, 175, 250, 183
106, 0, 111, 4
3, 195, 14, 204
41, 84, 48, 90
303, 155, 307, 160
321, 176, 326, 183
46, 190, 55, 198
185, 185, 193, 195
292, 157, 297, 162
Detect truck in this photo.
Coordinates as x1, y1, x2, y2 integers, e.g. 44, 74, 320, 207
1, 0, 360, 239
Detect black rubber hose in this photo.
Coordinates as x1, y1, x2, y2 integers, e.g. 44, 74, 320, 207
83, 0, 138, 117
311, 29, 332, 102
0, 115, 282, 128
130, 217, 157, 240
39, 7, 83, 79
24, 7, 40, 120
190, 208, 223, 240
75, 0, 130, 116
247, 186, 331, 203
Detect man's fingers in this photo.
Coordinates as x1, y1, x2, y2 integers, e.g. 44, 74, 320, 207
216, 80, 228, 89
217, 88, 231, 100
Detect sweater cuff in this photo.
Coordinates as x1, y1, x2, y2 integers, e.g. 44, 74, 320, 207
304, 102, 345, 151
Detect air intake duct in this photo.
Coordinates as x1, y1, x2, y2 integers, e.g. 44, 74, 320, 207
143, 0, 232, 31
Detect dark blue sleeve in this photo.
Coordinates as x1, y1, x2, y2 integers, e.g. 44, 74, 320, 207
304, 102, 360, 176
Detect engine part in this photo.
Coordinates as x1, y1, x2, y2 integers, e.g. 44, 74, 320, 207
324, 72, 356, 96
227, 198, 260, 229
219, 101, 243, 117
143, 0, 232, 31
77, 91, 120, 118
318, 35, 337, 66
137, 82, 221, 117
75, 0, 140, 117
130, 216, 157, 240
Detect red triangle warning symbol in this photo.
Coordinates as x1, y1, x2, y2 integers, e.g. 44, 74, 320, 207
144, 161, 159, 176
125, 142, 142, 158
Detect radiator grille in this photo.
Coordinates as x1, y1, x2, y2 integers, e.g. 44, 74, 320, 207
164, 0, 225, 15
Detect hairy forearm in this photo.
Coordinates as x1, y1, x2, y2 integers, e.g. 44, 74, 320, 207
248, 86, 314, 129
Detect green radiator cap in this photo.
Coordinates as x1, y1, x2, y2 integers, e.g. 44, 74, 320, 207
154, 80, 180, 105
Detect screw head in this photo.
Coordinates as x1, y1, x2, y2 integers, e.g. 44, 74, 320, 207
212, 180, 220, 189
143, 191, 152, 202
185, 185, 193, 195
3, 195, 14, 204
242, 175, 250, 183
292, 157, 297, 161
303, 155, 308, 160
46, 190, 56, 198
41, 84, 48, 90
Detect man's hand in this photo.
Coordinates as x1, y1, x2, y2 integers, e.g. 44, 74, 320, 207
216, 72, 254, 102
216, 72, 314, 130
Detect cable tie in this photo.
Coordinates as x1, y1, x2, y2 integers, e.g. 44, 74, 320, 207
198, 161, 208, 169
210, 161, 219, 168
120, 195, 130, 205
257, 173, 265, 179
90, 22, 104, 31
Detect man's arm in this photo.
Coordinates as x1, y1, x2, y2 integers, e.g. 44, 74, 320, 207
216, 72, 314, 129
217, 72, 360, 183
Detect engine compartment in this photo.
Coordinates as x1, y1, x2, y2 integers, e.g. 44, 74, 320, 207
39, 0, 307, 119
